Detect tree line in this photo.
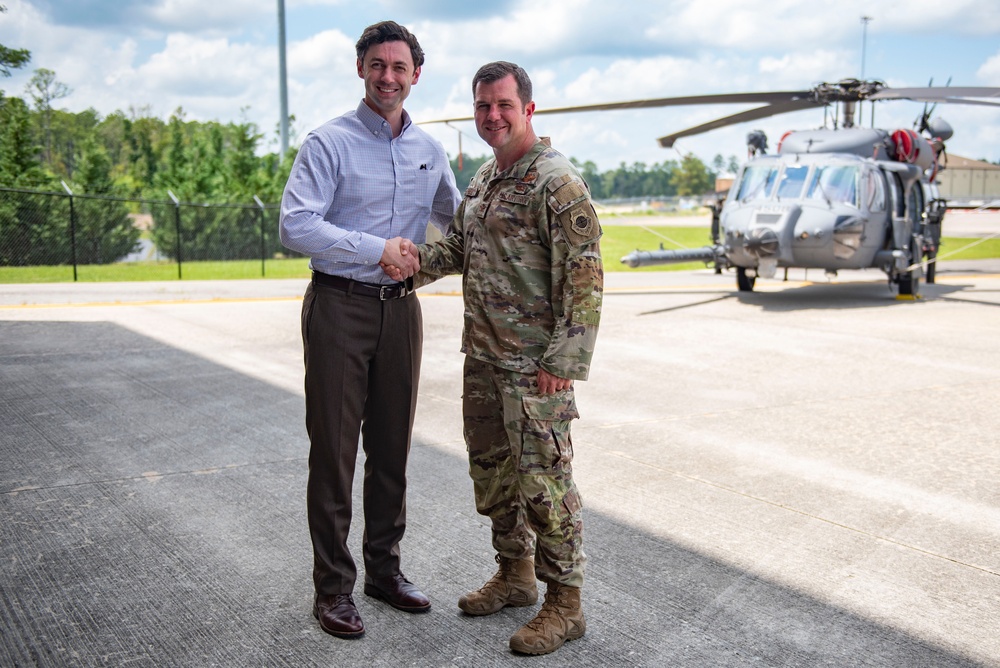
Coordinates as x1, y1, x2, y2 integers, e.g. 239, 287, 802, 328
2, 81, 733, 204
1, 83, 294, 203
2, 3, 730, 204
449, 152, 737, 202
2, 8, 733, 268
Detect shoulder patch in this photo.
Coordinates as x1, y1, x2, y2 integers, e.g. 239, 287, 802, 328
547, 179, 588, 214
545, 173, 574, 193
558, 202, 602, 247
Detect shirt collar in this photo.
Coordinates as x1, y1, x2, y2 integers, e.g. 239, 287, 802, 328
355, 100, 412, 138
497, 137, 552, 180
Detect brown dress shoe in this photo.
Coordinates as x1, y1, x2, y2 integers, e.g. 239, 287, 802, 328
363, 573, 431, 613
313, 594, 364, 639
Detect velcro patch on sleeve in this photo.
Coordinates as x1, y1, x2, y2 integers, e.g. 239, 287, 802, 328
558, 203, 601, 247
547, 178, 588, 214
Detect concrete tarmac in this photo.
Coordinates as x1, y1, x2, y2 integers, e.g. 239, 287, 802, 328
2, 260, 999, 667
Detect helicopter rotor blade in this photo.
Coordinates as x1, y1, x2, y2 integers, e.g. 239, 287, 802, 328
932, 97, 1000, 108
656, 100, 821, 148
926, 77, 954, 119
887, 96, 1000, 109
417, 90, 815, 125
870, 86, 1000, 102
917, 78, 932, 132
532, 90, 813, 115
418, 81, 1000, 151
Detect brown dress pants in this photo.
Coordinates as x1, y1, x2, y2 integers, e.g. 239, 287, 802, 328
301, 279, 422, 595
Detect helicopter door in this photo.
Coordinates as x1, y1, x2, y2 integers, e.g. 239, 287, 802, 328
861, 169, 888, 249
885, 170, 907, 249
890, 173, 925, 253
883, 167, 926, 294
908, 181, 926, 231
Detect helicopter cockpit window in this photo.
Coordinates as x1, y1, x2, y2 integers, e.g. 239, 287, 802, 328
865, 170, 887, 212
807, 165, 859, 208
735, 165, 779, 201
776, 165, 809, 199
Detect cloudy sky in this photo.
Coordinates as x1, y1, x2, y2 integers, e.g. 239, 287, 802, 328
3, 0, 1000, 171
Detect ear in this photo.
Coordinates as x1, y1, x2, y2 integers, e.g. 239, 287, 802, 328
357, 58, 364, 79
411, 65, 421, 86
524, 100, 535, 122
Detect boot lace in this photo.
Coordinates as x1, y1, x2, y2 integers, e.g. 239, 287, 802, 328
523, 589, 569, 632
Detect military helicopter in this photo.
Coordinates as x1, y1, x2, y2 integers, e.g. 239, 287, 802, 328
549, 79, 1000, 295
425, 79, 1000, 295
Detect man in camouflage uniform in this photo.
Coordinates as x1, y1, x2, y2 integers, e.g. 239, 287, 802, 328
399, 61, 602, 655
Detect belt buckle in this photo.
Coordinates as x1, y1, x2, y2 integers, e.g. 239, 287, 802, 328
379, 283, 407, 300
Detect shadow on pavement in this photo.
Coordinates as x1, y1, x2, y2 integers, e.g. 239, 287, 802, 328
0, 321, 982, 667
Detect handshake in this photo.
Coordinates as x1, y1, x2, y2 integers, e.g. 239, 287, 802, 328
380, 237, 420, 282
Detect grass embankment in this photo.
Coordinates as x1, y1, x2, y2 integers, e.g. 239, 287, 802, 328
2, 225, 998, 283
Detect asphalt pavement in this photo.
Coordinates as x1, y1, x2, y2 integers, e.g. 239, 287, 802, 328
2, 259, 999, 667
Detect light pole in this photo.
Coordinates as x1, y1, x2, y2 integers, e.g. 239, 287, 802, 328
278, 0, 289, 158
860, 15, 873, 80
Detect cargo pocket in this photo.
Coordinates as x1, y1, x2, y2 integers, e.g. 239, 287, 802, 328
517, 390, 579, 476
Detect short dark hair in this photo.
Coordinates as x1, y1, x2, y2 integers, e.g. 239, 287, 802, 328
472, 61, 532, 106
355, 20, 425, 69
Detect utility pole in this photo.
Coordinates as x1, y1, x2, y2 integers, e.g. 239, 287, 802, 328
277, 0, 289, 158
860, 15, 873, 80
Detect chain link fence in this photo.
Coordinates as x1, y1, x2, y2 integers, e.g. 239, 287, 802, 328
0, 186, 299, 282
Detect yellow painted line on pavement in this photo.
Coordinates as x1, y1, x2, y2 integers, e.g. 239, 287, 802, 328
0, 295, 304, 310
1, 272, 996, 309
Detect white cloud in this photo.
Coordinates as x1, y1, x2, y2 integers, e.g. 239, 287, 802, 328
2, 0, 1000, 168
287, 28, 355, 81
977, 51, 1000, 86
146, 0, 271, 32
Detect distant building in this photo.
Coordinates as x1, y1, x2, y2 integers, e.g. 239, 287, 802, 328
715, 174, 735, 194
936, 154, 1000, 200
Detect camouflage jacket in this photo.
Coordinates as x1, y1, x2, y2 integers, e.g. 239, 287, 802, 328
418, 138, 603, 380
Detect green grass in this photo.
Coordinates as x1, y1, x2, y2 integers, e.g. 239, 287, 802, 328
2, 227, 998, 283
937, 237, 1000, 261
601, 225, 717, 272
0, 258, 312, 283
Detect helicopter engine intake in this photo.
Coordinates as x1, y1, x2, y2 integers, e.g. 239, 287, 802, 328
890, 128, 941, 179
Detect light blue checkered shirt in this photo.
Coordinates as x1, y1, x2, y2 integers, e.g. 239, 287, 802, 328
279, 101, 460, 284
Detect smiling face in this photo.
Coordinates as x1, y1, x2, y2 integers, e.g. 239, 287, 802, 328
357, 40, 420, 121
474, 74, 536, 169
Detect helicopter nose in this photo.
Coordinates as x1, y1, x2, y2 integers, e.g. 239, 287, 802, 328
744, 227, 780, 258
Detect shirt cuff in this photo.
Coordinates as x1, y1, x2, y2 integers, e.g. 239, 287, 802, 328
356, 234, 387, 266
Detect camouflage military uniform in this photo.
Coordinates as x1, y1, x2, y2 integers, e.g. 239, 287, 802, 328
418, 138, 602, 587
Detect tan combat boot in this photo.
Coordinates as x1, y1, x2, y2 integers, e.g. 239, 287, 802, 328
508, 580, 585, 655
458, 554, 538, 616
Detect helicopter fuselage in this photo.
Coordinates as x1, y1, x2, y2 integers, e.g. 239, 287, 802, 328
720, 150, 923, 279
622, 125, 935, 295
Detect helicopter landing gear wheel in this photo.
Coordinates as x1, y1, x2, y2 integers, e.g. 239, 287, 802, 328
898, 271, 920, 297
737, 267, 756, 292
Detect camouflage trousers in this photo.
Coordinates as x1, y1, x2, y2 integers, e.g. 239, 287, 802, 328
462, 356, 586, 587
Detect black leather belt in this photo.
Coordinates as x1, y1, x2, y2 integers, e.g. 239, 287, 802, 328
312, 271, 411, 300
